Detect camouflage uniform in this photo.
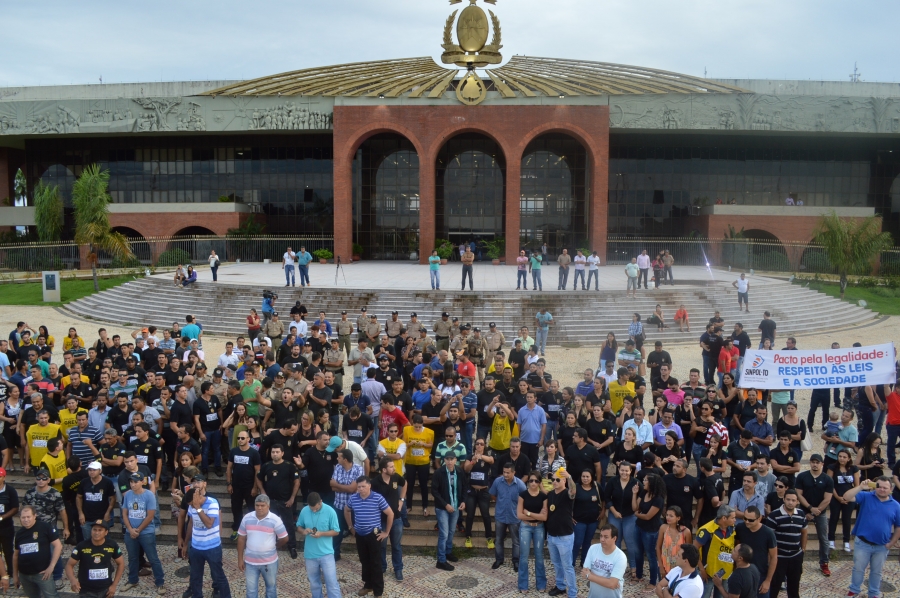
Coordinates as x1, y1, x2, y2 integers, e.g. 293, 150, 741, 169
24, 486, 65, 527
467, 334, 488, 383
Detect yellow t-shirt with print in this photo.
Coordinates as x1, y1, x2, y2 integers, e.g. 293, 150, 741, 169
40, 451, 68, 491
607, 381, 635, 414
695, 520, 736, 579
26, 423, 62, 467
402, 427, 434, 467
489, 416, 520, 452
59, 408, 88, 440
378, 437, 406, 475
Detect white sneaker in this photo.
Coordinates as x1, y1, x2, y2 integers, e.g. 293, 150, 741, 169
844, 542, 851, 552
828, 541, 835, 550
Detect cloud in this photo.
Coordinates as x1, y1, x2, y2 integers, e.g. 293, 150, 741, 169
1, 0, 897, 87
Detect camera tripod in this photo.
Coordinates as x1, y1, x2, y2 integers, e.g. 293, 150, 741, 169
335, 255, 347, 285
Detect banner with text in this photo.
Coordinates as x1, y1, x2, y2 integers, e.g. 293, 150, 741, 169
739, 343, 896, 389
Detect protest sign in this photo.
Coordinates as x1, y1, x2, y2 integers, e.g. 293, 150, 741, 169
740, 342, 896, 389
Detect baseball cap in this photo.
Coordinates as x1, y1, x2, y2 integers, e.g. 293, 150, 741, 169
91, 520, 108, 528
361, 307, 367, 311
391, 311, 398, 315
129, 472, 146, 482
626, 364, 637, 370
377, 355, 390, 362
341, 310, 347, 315
213, 368, 224, 377
452, 317, 459, 322
34, 470, 50, 480
369, 314, 377, 319
276, 372, 286, 378
489, 322, 496, 327
442, 312, 449, 317
809, 454, 824, 463
87, 462, 102, 471
472, 327, 480, 332
191, 473, 207, 482
326, 436, 343, 452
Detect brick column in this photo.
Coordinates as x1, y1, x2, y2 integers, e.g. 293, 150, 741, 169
504, 158, 521, 264
590, 143, 610, 265
332, 152, 353, 263
418, 153, 436, 265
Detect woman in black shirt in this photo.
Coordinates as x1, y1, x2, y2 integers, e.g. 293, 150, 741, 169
557, 412, 579, 455
828, 448, 859, 553
572, 469, 603, 569
700, 434, 727, 477
612, 427, 643, 469
651, 431, 683, 474
604, 461, 638, 578
631, 472, 665, 585
463, 439, 495, 547
855, 432, 885, 482
764, 476, 790, 515
516, 471, 548, 591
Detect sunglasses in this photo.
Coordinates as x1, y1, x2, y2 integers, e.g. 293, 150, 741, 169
528, 479, 540, 484
775, 484, 785, 488
744, 518, 757, 523
445, 435, 455, 438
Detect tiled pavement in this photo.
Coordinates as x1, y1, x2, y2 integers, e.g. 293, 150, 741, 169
26, 544, 900, 598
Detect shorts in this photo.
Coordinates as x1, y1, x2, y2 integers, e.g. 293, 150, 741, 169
627, 277, 638, 290
737, 291, 748, 304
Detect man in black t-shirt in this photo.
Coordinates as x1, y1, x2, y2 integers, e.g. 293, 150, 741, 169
343, 407, 374, 451
697, 458, 724, 527
61, 457, 89, 544
258, 445, 300, 557
475, 377, 502, 441
300, 431, 336, 504
757, 312, 776, 349
712, 543, 759, 598
191, 381, 223, 476
129, 423, 163, 483
546, 470, 576, 596
65, 521, 124, 596
98, 429, 126, 479
106, 394, 132, 437
0, 467, 20, 573
261, 421, 301, 462
226, 431, 262, 537
167, 385, 194, 434
663, 459, 701, 526
14, 505, 62, 594
76, 462, 116, 540
565, 428, 602, 484
370, 457, 406, 578
734, 505, 777, 595
175, 424, 202, 467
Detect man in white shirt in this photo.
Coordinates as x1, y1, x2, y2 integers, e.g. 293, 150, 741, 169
583, 524, 627, 598
731, 273, 750, 313
636, 250, 652, 290
586, 251, 601, 291
282, 247, 297, 287
572, 250, 587, 290
288, 314, 308, 339
655, 543, 703, 598
217, 342, 241, 377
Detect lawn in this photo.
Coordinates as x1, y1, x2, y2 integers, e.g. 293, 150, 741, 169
0, 275, 134, 306
801, 280, 900, 316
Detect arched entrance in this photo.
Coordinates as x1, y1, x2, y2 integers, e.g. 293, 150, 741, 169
436, 133, 505, 258
744, 229, 791, 272
520, 134, 588, 255
353, 133, 420, 260
106, 227, 151, 265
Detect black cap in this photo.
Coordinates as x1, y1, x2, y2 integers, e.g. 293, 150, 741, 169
192, 473, 207, 482
452, 317, 459, 322
442, 312, 449, 317
272, 312, 278, 317
391, 311, 398, 315
34, 469, 50, 479
276, 372, 285, 378
809, 453, 824, 462
213, 368, 224, 377
129, 472, 146, 482
410, 312, 417, 317
473, 327, 480, 332
126, 356, 136, 361
341, 310, 347, 315
369, 314, 377, 318
377, 355, 390, 361
489, 322, 496, 327
361, 307, 367, 311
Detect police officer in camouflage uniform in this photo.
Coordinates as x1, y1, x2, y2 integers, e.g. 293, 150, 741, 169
385, 312, 403, 341
449, 325, 471, 355
416, 327, 435, 353
24, 469, 70, 584
450, 317, 461, 341
467, 328, 488, 385
336, 311, 354, 358
432, 312, 453, 353
324, 339, 345, 388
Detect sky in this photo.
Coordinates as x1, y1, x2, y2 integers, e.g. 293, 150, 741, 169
2, 0, 898, 88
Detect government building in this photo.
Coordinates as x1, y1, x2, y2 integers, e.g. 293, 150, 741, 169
1, 1, 898, 264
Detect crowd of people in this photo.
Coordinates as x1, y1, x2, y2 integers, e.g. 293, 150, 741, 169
0, 293, 899, 598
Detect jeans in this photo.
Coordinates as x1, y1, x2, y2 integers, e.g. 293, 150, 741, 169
211, 266, 218, 282
810, 513, 829, 564
245, 561, 278, 598
543, 420, 559, 444
598, 453, 610, 487
850, 537, 888, 597
518, 523, 547, 590
770, 552, 803, 598
558, 267, 569, 289
201, 429, 222, 471
874, 407, 886, 437
430, 270, 440, 289
380, 518, 403, 573
495, 520, 521, 563
435, 508, 459, 562
887, 424, 900, 467
734, 356, 744, 385
857, 406, 874, 447
125, 532, 164, 586
587, 270, 598, 290
19, 572, 60, 598
535, 328, 548, 355
517, 270, 527, 289
770, 402, 789, 424
532, 270, 542, 290
635, 528, 659, 584
808, 390, 831, 431
462, 420, 474, 458
461, 265, 473, 290
189, 545, 231, 598
465, 488, 492, 538
270, 500, 297, 551
298, 264, 310, 286
476, 424, 492, 442
665, 265, 673, 284
702, 354, 715, 385
573, 270, 585, 289
573, 521, 599, 567
638, 268, 649, 288
606, 512, 637, 568
284, 265, 295, 285
306, 554, 342, 598
547, 533, 577, 598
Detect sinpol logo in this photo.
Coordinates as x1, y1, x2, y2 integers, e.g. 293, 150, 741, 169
751, 355, 765, 368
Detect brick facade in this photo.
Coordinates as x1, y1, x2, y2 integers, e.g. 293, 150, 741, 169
332, 105, 609, 264
109, 212, 249, 238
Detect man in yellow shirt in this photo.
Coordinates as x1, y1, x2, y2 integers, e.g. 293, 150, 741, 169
39, 437, 68, 491
58, 397, 89, 441
377, 423, 407, 476
607, 367, 635, 414
25, 411, 62, 473
694, 504, 737, 592
403, 415, 434, 516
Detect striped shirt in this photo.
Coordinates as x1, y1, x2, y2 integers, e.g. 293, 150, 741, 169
332, 464, 364, 510
67, 425, 103, 468
187, 496, 221, 550
764, 505, 807, 558
237, 511, 288, 566
346, 491, 389, 536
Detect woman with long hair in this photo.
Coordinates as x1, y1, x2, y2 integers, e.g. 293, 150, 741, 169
39, 325, 55, 353
244, 417, 263, 452
828, 448, 859, 553
700, 434, 728, 476
463, 438, 495, 549
632, 472, 666, 586
558, 412, 579, 455
316, 408, 332, 434
599, 332, 618, 371
537, 440, 566, 492
222, 402, 250, 447
63, 327, 83, 352
652, 431, 683, 475
765, 476, 790, 515
649, 304, 667, 330
775, 401, 808, 454
560, 386, 575, 414
247, 308, 261, 340
855, 432, 885, 481
655, 506, 692, 578
652, 254, 665, 289
673, 305, 690, 333
572, 469, 603, 569
569, 395, 590, 428
613, 427, 643, 469
296, 411, 320, 450
604, 461, 638, 579
0, 386, 24, 469
628, 313, 646, 376
517, 470, 548, 592
647, 396, 668, 426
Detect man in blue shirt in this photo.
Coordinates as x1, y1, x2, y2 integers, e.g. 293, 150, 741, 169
296, 247, 313, 287
297, 492, 342, 598
516, 392, 546, 465
186, 476, 231, 598
744, 404, 774, 456
120, 473, 165, 592
533, 309, 553, 357
845, 477, 900, 598
181, 316, 201, 342
489, 463, 526, 571
460, 380, 478, 457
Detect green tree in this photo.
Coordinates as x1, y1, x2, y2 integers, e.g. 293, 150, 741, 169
72, 164, 133, 291
13, 169, 27, 206
813, 211, 893, 298
33, 181, 64, 242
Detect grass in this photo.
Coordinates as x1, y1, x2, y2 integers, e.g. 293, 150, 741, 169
0, 275, 134, 306
801, 280, 900, 315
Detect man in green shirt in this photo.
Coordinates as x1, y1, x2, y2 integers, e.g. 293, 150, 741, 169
624, 258, 640, 298
428, 250, 441, 290
529, 252, 543, 291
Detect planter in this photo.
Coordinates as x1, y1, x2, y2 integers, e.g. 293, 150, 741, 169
351, 254, 361, 262
263, 258, 271, 264
492, 259, 501, 265
440, 259, 448, 265
319, 259, 328, 264
410, 252, 418, 261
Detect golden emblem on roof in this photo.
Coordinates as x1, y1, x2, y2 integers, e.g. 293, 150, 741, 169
441, 0, 502, 69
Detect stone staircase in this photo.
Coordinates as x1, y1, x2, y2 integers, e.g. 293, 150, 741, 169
62, 277, 878, 346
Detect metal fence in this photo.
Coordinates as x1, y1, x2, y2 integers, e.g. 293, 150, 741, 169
0, 235, 334, 273
606, 236, 900, 276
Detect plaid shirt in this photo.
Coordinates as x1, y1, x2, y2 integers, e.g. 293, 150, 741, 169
705, 420, 730, 447
332, 463, 364, 510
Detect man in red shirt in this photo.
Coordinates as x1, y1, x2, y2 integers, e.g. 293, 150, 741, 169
886, 387, 900, 468
379, 394, 410, 440
456, 354, 476, 386
717, 338, 739, 388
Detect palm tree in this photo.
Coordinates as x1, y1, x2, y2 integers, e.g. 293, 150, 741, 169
33, 181, 64, 242
813, 211, 893, 298
72, 164, 133, 291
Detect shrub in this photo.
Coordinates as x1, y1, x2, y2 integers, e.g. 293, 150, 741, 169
352, 243, 364, 256
313, 248, 333, 261
110, 255, 143, 269
434, 239, 454, 259
156, 248, 191, 267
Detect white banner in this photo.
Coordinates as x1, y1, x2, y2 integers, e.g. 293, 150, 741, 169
739, 342, 896, 390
